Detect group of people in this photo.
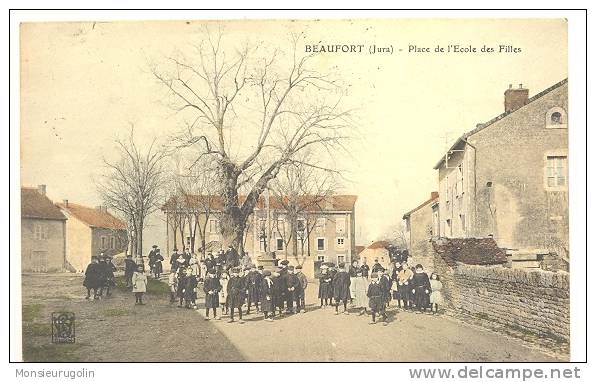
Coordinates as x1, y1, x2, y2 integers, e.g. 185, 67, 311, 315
82, 253, 117, 300
169, 257, 309, 324
318, 259, 444, 325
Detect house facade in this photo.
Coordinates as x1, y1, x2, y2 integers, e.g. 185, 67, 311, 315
433, 79, 568, 259
56, 201, 128, 273
21, 185, 67, 272
402, 191, 439, 269
358, 240, 391, 269
162, 194, 357, 268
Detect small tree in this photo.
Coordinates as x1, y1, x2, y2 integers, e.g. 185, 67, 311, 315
97, 127, 167, 258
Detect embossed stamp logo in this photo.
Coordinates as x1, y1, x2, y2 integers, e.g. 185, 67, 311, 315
51, 312, 75, 344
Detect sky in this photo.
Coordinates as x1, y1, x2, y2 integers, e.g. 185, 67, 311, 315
19, 19, 567, 249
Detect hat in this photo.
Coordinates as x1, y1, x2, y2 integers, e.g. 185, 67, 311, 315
152, 245, 158, 248
287, 265, 295, 271
296, 265, 302, 270
280, 260, 289, 266
263, 270, 272, 277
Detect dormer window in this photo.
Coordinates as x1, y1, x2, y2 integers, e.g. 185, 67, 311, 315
546, 107, 567, 128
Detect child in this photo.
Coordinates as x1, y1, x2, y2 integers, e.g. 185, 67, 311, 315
226, 267, 246, 323
429, 273, 443, 314
219, 271, 230, 315
411, 264, 432, 312
168, 270, 178, 304
367, 273, 387, 325
397, 261, 413, 309
182, 267, 198, 309
131, 264, 148, 305
104, 256, 117, 297
332, 263, 351, 315
176, 267, 187, 308
124, 254, 136, 287
318, 265, 332, 308
83, 256, 101, 300
285, 265, 300, 314
352, 269, 369, 316
260, 270, 275, 321
379, 268, 391, 308
203, 268, 221, 320
245, 265, 262, 314
295, 265, 308, 313
271, 271, 283, 317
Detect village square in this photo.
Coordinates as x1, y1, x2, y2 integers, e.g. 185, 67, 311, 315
18, 20, 570, 362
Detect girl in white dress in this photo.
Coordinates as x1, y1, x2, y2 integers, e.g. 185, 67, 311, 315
429, 273, 443, 314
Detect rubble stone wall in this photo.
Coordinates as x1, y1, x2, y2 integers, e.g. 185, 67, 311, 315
449, 264, 569, 341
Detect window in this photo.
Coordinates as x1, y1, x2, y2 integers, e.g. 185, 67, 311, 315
317, 238, 326, 251
546, 156, 567, 188
101, 236, 107, 249
546, 107, 567, 128
335, 217, 346, 234
186, 236, 191, 247
110, 237, 115, 249
317, 255, 325, 262
337, 255, 345, 264
209, 219, 220, 233
316, 218, 326, 233
336, 237, 345, 249
276, 238, 284, 251
33, 224, 48, 240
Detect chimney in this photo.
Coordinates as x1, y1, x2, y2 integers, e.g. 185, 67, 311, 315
63, 199, 69, 207
37, 184, 46, 196
504, 83, 529, 113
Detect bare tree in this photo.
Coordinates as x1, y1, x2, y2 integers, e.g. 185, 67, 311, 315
97, 127, 168, 259
151, 29, 352, 254
269, 153, 339, 260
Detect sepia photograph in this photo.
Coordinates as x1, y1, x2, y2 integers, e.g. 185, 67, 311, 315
12, 13, 583, 366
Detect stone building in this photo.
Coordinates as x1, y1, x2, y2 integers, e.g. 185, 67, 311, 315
161, 194, 357, 276
358, 240, 391, 269
402, 191, 439, 269
56, 201, 128, 273
433, 79, 568, 260
21, 185, 67, 272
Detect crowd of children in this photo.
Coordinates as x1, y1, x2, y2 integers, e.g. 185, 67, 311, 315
84, 245, 444, 326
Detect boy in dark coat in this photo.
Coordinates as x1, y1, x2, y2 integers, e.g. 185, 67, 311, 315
203, 268, 221, 319
103, 256, 117, 297
226, 267, 246, 323
360, 259, 370, 279
332, 263, 351, 315
83, 256, 101, 300
245, 265, 262, 314
176, 267, 187, 308
96, 255, 109, 297
318, 265, 332, 308
371, 259, 384, 274
170, 249, 180, 273
285, 265, 300, 314
411, 264, 432, 312
367, 273, 387, 325
277, 260, 289, 312
379, 268, 392, 308
124, 254, 136, 287
295, 265, 308, 313
260, 270, 275, 321
182, 267, 198, 309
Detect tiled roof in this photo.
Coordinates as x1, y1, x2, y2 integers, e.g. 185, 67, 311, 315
161, 194, 357, 213
402, 192, 439, 219
21, 187, 66, 220
431, 237, 507, 266
56, 202, 126, 230
434, 78, 568, 169
367, 240, 390, 250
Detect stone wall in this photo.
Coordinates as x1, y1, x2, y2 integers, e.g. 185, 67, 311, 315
447, 263, 569, 341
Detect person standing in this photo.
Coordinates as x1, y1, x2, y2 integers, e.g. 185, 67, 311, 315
203, 269, 221, 320
131, 265, 148, 305
260, 270, 275, 321
349, 260, 360, 303
360, 259, 370, 279
245, 265, 262, 314
219, 271, 230, 316
285, 265, 300, 314
226, 267, 246, 323
153, 249, 164, 279
352, 269, 370, 316
96, 254, 109, 298
124, 254, 136, 288
429, 273, 443, 315
397, 261, 413, 309
103, 256, 117, 297
295, 265, 308, 313
332, 263, 351, 315
182, 267, 198, 309
148, 245, 158, 275
277, 260, 289, 313
170, 249, 180, 273
83, 256, 101, 300
367, 273, 387, 325
318, 265, 332, 308
411, 264, 432, 312
168, 270, 178, 304
380, 268, 392, 308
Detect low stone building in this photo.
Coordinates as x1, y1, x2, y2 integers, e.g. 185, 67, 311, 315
56, 201, 128, 273
358, 240, 391, 269
21, 185, 67, 272
402, 191, 439, 269
434, 79, 568, 261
